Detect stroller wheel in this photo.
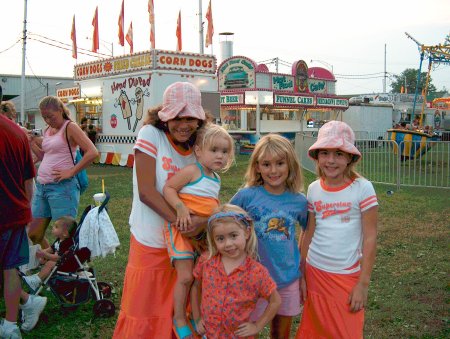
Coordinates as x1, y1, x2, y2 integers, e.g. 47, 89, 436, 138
93, 299, 115, 317
97, 282, 113, 298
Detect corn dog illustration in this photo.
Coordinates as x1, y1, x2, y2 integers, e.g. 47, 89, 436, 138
118, 90, 133, 130
133, 87, 144, 132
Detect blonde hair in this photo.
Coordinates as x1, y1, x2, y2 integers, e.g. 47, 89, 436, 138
0, 101, 17, 120
206, 204, 258, 259
56, 216, 77, 237
195, 123, 235, 171
244, 134, 304, 193
39, 96, 71, 120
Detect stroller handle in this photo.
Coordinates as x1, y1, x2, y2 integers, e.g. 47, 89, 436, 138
98, 191, 110, 214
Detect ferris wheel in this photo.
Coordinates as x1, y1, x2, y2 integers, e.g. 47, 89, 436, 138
405, 32, 450, 125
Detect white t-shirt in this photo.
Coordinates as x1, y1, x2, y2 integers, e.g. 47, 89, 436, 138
306, 178, 378, 274
129, 125, 196, 248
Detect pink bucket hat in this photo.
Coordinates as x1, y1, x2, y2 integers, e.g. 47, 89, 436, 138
308, 120, 361, 162
158, 82, 206, 122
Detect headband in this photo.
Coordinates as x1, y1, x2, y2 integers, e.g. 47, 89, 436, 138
207, 211, 252, 231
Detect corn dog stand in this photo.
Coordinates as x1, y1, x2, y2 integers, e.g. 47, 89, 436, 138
67, 50, 218, 166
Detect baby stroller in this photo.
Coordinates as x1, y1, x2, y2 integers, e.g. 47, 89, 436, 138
21, 192, 116, 317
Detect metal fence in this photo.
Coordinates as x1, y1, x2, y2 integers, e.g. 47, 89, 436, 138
295, 134, 450, 189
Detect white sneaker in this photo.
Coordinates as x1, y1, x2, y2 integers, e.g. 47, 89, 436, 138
23, 274, 42, 291
20, 295, 47, 332
0, 319, 22, 339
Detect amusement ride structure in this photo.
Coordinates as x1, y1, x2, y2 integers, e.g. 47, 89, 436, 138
387, 33, 450, 160
406, 32, 450, 125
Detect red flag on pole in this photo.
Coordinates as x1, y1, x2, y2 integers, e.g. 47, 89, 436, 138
176, 10, 182, 51
205, 0, 214, 48
71, 15, 77, 59
92, 6, 99, 53
148, 0, 155, 49
126, 22, 133, 54
118, 0, 124, 46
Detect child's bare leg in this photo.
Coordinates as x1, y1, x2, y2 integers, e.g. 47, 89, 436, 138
270, 315, 293, 339
173, 259, 194, 327
37, 260, 56, 281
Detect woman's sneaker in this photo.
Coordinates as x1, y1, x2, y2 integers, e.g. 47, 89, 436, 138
0, 319, 22, 339
20, 295, 47, 332
23, 274, 42, 292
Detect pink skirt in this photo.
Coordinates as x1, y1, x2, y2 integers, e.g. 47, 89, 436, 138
113, 235, 177, 339
296, 263, 364, 339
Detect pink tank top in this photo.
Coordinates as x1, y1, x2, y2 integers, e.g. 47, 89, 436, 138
37, 120, 77, 184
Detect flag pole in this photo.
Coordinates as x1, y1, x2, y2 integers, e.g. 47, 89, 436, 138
199, 0, 204, 54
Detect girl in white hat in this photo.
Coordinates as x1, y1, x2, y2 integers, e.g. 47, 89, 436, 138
296, 120, 378, 338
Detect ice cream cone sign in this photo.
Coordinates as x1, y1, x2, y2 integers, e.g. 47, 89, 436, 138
118, 90, 133, 130
133, 87, 144, 132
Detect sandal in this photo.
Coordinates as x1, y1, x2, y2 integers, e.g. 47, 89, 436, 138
173, 320, 193, 339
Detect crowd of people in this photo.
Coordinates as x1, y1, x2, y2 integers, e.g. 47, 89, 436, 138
1, 82, 379, 338
0, 85, 98, 338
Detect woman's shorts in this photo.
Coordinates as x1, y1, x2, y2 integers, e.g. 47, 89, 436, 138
32, 178, 80, 220
249, 278, 301, 321
0, 227, 29, 269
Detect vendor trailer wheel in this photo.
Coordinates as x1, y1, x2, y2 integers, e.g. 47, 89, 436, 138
93, 299, 116, 317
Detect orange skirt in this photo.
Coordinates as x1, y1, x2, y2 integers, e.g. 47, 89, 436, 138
113, 235, 177, 339
296, 263, 364, 339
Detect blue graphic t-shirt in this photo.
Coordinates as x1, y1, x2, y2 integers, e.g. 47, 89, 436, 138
230, 186, 308, 288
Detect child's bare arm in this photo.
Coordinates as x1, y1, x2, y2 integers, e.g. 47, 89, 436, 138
163, 165, 197, 230
36, 247, 59, 262
299, 212, 316, 303
235, 289, 281, 337
348, 206, 378, 312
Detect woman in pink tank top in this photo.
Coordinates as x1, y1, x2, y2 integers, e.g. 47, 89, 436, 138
28, 96, 98, 249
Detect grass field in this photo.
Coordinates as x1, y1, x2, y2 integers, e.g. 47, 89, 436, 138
3, 154, 449, 338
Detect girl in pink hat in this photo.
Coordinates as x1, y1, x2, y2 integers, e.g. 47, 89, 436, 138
296, 120, 378, 338
113, 82, 212, 339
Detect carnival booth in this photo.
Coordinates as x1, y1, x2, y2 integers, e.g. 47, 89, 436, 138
217, 56, 349, 145
63, 50, 218, 166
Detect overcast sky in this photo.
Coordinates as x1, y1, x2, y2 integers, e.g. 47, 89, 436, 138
1, 0, 449, 95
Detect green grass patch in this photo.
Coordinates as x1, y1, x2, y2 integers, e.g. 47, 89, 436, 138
2, 155, 448, 338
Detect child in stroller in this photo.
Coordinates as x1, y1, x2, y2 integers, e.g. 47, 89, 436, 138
23, 216, 77, 292
20, 194, 116, 331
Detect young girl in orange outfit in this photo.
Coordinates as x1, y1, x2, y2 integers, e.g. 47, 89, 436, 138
231, 134, 307, 338
191, 204, 281, 338
163, 124, 235, 338
296, 120, 378, 339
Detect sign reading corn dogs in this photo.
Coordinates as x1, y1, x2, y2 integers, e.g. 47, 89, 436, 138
74, 50, 216, 80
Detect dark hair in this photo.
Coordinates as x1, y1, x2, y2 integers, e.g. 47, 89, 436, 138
81, 117, 88, 124
142, 105, 214, 147
88, 124, 94, 130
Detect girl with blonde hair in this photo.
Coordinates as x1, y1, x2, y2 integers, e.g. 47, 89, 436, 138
231, 134, 308, 338
191, 204, 281, 337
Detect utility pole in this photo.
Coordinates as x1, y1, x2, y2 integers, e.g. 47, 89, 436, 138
20, 0, 28, 125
